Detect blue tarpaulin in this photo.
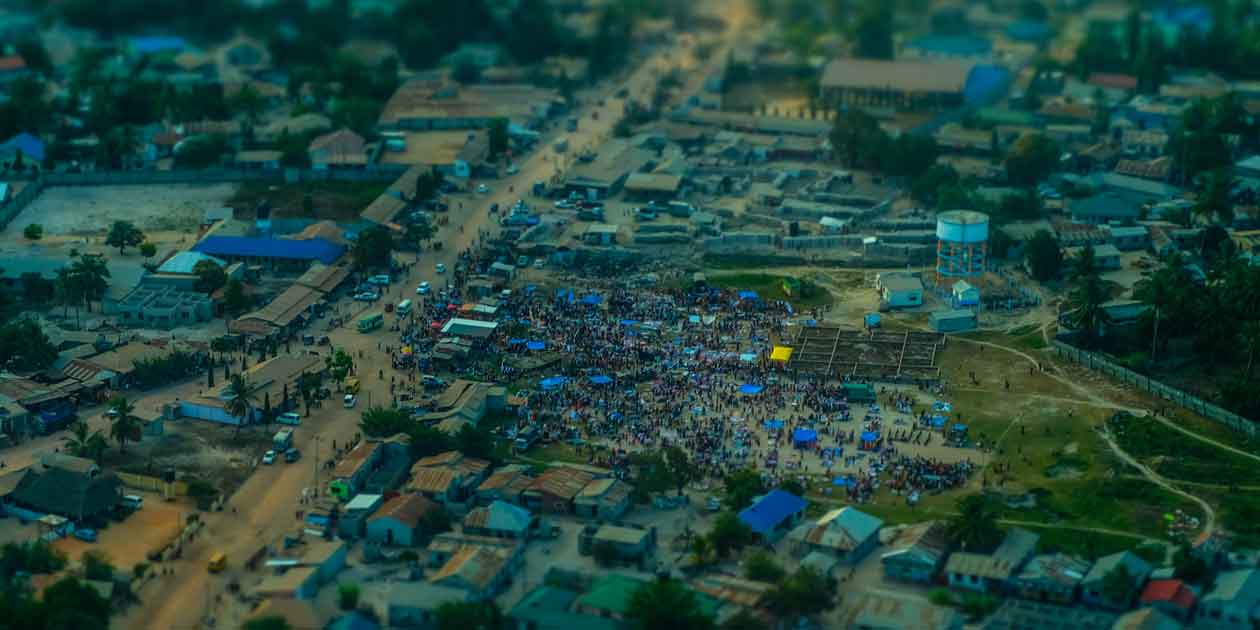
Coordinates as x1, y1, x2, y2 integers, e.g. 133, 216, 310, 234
526, 341, 546, 351
952, 423, 968, 432
508, 338, 526, 345
581, 294, 603, 305
933, 401, 953, 413
737, 290, 759, 300
793, 429, 818, 445
588, 375, 613, 385
931, 415, 947, 428
739, 384, 764, 395
764, 419, 785, 430
539, 376, 567, 390
860, 431, 880, 442
556, 289, 576, 303
688, 314, 701, 324
619, 319, 638, 326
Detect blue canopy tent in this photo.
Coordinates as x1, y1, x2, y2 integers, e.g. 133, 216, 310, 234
832, 477, 853, 487
619, 319, 639, 326
764, 418, 785, 430
952, 423, 968, 433
688, 314, 701, 324
508, 338, 527, 346
737, 290, 759, 300
581, 294, 603, 305
588, 375, 613, 385
864, 313, 881, 328
739, 384, 764, 395
610, 411, 625, 422
931, 415, 947, 428
526, 341, 546, 351
933, 401, 953, 413
539, 376, 568, 390
556, 289, 576, 303
859, 431, 880, 450
792, 428, 818, 447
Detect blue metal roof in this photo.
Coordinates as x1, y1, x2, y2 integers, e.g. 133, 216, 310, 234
738, 489, 806, 535
128, 36, 189, 55
2, 132, 46, 161
192, 236, 344, 264
905, 35, 992, 56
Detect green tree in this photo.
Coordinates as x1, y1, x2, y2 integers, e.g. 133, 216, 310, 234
946, 495, 1002, 552
911, 165, 960, 205
764, 567, 837, 624
708, 512, 753, 558
1101, 564, 1136, 606
452, 55, 482, 84
64, 253, 110, 315
689, 535, 715, 567
23, 224, 42, 240
353, 226, 394, 270
80, 550, 114, 581
488, 118, 509, 158
0, 319, 58, 370
360, 407, 411, 437
302, 192, 315, 217
1004, 133, 1060, 186
1241, 320, 1260, 381
1069, 243, 1099, 281
1067, 274, 1112, 348
403, 220, 436, 251
139, 241, 157, 264
434, 601, 506, 630
853, 2, 894, 60
107, 395, 140, 453
62, 420, 108, 462
1194, 169, 1236, 225
326, 350, 354, 381
225, 374, 256, 429
626, 576, 716, 630
1134, 257, 1189, 362
456, 424, 497, 462
723, 468, 766, 511
663, 446, 697, 495
223, 279, 250, 315
720, 611, 764, 630
243, 617, 291, 630
829, 109, 884, 169
337, 583, 360, 610
105, 220, 145, 254
504, 0, 570, 64
231, 83, 266, 123
743, 550, 785, 582
193, 259, 227, 293
1024, 230, 1063, 282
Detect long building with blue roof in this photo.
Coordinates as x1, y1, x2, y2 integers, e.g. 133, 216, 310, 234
738, 489, 808, 541
192, 235, 345, 269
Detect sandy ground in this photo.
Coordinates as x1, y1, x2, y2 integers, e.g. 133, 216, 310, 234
53, 495, 190, 569
4, 183, 238, 237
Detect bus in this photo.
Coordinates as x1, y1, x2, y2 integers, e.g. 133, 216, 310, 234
358, 312, 384, 332
397, 299, 412, 316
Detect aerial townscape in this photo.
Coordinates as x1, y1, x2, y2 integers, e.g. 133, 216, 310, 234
5, 0, 1260, 629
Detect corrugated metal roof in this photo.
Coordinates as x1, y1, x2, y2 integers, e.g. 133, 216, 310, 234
738, 489, 807, 535
193, 235, 344, 264
157, 251, 225, 274
821, 58, 975, 94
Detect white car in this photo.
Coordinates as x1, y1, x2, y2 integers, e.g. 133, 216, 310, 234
262, 450, 277, 465
416, 281, 431, 295
343, 394, 357, 408
277, 412, 301, 426
476, 184, 491, 194
353, 291, 380, 302
435, 263, 446, 274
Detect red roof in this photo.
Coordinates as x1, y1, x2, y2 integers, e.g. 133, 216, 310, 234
1088, 73, 1138, 91
1140, 579, 1196, 610
0, 56, 27, 72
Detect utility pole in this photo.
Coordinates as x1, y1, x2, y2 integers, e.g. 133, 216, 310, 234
313, 435, 321, 498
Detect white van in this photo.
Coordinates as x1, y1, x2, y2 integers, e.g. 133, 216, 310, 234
397, 299, 412, 316
122, 495, 144, 510
277, 412, 301, 426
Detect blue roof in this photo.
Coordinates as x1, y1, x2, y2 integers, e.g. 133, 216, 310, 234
192, 236, 344, 264
1006, 20, 1052, 42
738, 489, 807, 535
2, 132, 46, 161
964, 65, 1012, 105
739, 383, 764, 395
129, 36, 189, 55
906, 35, 992, 56
793, 428, 817, 443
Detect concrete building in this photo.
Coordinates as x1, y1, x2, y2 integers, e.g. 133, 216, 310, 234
1070, 193, 1144, 225
1108, 225, 1151, 250
1194, 568, 1260, 630
930, 309, 978, 333
578, 523, 656, 566
877, 272, 924, 309
1011, 553, 1093, 604
582, 223, 620, 245
365, 493, 441, 547
116, 285, 214, 328
945, 527, 1039, 594
378, 80, 561, 131
563, 140, 656, 200
573, 478, 633, 520
1064, 244, 1122, 271
1081, 550, 1153, 610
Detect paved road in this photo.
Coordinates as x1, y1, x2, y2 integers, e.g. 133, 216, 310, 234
122, 14, 752, 629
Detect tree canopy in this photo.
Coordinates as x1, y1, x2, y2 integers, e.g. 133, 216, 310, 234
626, 577, 716, 630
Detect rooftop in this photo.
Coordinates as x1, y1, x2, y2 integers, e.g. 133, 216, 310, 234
193, 235, 345, 264
368, 493, 438, 528
738, 489, 807, 535
820, 58, 976, 94
526, 466, 597, 501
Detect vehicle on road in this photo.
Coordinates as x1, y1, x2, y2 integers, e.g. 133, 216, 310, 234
416, 281, 431, 295
284, 448, 301, 463
534, 259, 545, 269
367, 274, 391, 286
273, 428, 294, 450
516, 255, 530, 267
74, 528, 98, 542
353, 291, 379, 302
707, 498, 722, 512
506, 164, 519, 175
122, 495, 144, 510
435, 263, 446, 274
489, 203, 499, 214
277, 412, 302, 426
554, 137, 568, 153
397, 299, 412, 316
476, 184, 491, 194
262, 450, 277, 464
343, 394, 357, 408
422, 375, 446, 389
358, 312, 384, 333
208, 552, 227, 573
555, 200, 575, 209
635, 208, 658, 221
344, 377, 361, 393
514, 428, 539, 451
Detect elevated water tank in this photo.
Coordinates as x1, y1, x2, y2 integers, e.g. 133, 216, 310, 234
936, 210, 990, 279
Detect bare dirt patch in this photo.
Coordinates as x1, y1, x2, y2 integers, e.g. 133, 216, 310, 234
5, 183, 238, 237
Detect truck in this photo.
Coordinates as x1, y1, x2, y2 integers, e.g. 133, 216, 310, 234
344, 377, 361, 394
358, 312, 384, 332
514, 428, 540, 451
553, 137, 569, 153
273, 428, 294, 450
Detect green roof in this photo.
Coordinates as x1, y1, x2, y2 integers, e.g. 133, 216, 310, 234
976, 107, 1039, 127
511, 586, 622, 630
576, 575, 722, 618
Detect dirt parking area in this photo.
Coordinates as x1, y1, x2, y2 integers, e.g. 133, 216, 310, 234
5, 183, 239, 237
53, 495, 190, 570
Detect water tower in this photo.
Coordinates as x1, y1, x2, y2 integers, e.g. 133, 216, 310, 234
936, 210, 989, 282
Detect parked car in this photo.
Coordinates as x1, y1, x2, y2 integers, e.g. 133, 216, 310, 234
489, 203, 499, 214
284, 448, 301, 463
74, 528, 98, 542
277, 412, 301, 426
506, 164, 519, 175
262, 450, 277, 465
416, 281, 431, 295
435, 263, 446, 274
122, 495, 144, 510
368, 274, 391, 286
343, 394, 357, 408
555, 199, 575, 209
353, 291, 380, 302
476, 184, 491, 194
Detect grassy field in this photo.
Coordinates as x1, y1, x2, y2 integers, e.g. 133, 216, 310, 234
1108, 413, 1260, 486
707, 272, 834, 308
230, 180, 389, 220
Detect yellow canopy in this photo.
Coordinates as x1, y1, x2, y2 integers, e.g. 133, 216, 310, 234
770, 346, 794, 362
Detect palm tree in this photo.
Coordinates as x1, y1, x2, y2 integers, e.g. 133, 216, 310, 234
1068, 243, 1099, 281
68, 254, 110, 313
947, 495, 1002, 552
626, 576, 715, 630
1242, 321, 1260, 381
1067, 275, 1112, 348
107, 395, 140, 453
688, 535, 714, 568
1134, 258, 1185, 362
63, 420, 107, 461
224, 374, 256, 434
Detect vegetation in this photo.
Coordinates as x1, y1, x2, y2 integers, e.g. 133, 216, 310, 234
743, 550, 785, 582
722, 468, 766, 512
105, 220, 145, 254
107, 395, 140, 453
353, 226, 395, 271
947, 495, 1002, 553
63, 421, 108, 462
830, 109, 940, 180
337, 583, 360, 610
763, 567, 837, 625
131, 349, 205, 389
1003, 134, 1060, 187
626, 576, 716, 630
433, 601, 506, 630
23, 224, 42, 241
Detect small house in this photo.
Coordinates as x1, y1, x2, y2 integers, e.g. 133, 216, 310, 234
308, 128, 367, 170
1063, 244, 1122, 272
1108, 225, 1151, 251
881, 521, 951, 584
1194, 568, 1260, 629
462, 501, 535, 539
1081, 550, 1153, 610
579, 523, 657, 565
930, 309, 978, 333
951, 280, 980, 306
428, 546, 517, 601
835, 589, 963, 630
582, 223, 620, 245
523, 466, 597, 514
574, 478, 633, 520
385, 582, 471, 628
365, 493, 441, 547
1140, 579, 1197, 622
510, 586, 621, 630
738, 489, 808, 542
945, 527, 1039, 594
788, 506, 883, 564
877, 272, 924, 309
1110, 608, 1182, 630
475, 465, 533, 505
1011, 553, 1093, 604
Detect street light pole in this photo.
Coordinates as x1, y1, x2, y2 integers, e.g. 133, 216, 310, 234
313, 435, 321, 498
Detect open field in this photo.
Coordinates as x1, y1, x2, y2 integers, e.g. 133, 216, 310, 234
230, 180, 390, 221
53, 494, 191, 569
5, 183, 237, 236
707, 272, 835, 308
